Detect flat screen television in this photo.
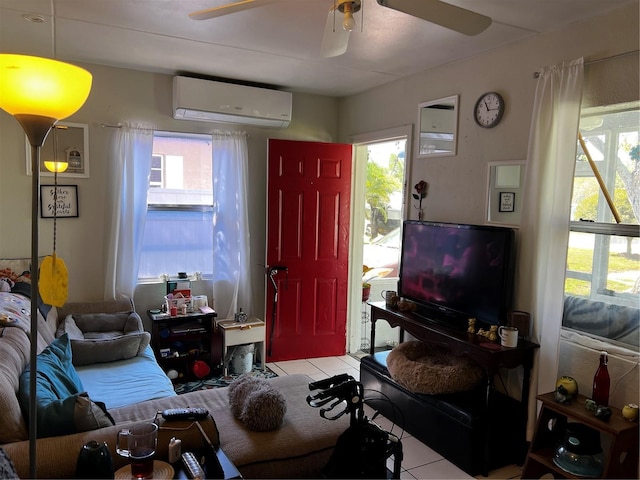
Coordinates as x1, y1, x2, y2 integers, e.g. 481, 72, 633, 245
398, 220, 516, 330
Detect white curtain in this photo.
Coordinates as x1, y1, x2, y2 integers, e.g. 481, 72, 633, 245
517, 58, 584, 435
104, 123, 154, 299
211, 131, 253, 320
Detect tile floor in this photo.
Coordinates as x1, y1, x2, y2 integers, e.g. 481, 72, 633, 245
266, 355, 523, 480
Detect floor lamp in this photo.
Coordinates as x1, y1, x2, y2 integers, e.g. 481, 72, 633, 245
0, 54, 92, 478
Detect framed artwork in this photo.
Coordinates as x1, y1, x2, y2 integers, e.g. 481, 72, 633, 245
499, 192, 515, 212
26, 122, 89, 178
40, 185, 79, 218
486, 160, 524, 226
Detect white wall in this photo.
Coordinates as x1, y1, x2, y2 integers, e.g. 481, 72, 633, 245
0, 64, 340, 322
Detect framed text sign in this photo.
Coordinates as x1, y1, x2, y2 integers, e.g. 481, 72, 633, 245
40, 185, 79, 218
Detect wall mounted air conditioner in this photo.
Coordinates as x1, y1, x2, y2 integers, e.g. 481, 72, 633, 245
172, 76, 292, 128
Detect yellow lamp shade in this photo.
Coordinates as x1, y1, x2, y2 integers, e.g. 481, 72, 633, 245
43, 160, 69, 173
0, 54, 92, 120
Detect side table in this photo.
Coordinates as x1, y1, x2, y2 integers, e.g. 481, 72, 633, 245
216, 318, 266, 376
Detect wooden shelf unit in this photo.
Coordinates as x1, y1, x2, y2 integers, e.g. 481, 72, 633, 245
148, 310, 218, 382
522, 392, 639, 479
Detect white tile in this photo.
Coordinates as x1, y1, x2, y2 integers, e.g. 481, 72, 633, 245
339, 354, 362, 368
407, 458, 473, 479
266, 363, 286, 376
398, 435, 443, 470
273, 359, 323, 376
400, 469, 418, 479
308, 356, 351, 371
307, 372, 332, 382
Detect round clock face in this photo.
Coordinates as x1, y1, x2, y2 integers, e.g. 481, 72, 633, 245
474, 92, 504, 128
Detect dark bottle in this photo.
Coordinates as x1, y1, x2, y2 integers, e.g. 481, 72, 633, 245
592, 351, 610, 406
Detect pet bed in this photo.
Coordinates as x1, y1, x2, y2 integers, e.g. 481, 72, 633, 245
386, 340, 483, 394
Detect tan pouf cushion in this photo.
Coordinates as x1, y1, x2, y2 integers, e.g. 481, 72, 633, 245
386, 341, 483, 394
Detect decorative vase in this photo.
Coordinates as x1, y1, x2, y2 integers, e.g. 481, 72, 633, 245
76, 440, 114, 479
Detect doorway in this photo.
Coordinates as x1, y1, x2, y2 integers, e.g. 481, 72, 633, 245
348, 126, 412, 354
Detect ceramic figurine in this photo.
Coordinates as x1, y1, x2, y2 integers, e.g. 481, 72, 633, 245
488, 325, 498, 342
556, 376, 579, 399
594, 405, 612, 421
622, 403, 639, 422
554, 385, 573, 404
467, 318, 476, 334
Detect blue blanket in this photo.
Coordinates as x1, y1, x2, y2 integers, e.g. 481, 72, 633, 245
76, 345, 176, 410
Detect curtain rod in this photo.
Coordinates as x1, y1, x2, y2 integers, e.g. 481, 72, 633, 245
533, 49, 639, 78
100, 123, 122, 128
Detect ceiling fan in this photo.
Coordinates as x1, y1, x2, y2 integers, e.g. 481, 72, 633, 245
189, 0, 492, 58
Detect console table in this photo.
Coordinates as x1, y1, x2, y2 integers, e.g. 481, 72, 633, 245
367, 301, 539, 475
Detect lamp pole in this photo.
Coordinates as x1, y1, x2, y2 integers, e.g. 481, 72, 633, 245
0, 54, 92, 479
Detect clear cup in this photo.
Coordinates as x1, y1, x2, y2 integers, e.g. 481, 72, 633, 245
116, 423, 158, 479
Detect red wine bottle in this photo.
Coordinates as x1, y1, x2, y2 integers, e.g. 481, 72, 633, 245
592, 351, 610, 406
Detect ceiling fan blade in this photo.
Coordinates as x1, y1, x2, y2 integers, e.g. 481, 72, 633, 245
376, 0, 491, 36
190, 0, 287, 20
321, 8, 350, 58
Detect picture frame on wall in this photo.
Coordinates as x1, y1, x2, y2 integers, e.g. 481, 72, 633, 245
40, 185, 79, 218
26, 122, 89, 178
499, 192, 515, 212
486, 160, 524, 226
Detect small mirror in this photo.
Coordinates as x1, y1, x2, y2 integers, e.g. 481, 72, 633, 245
417, 95, 458, 158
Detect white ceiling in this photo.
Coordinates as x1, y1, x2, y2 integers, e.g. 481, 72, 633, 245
1, 0, 635, 97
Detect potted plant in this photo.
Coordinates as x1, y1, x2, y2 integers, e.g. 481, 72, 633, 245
362, 265, 372, 302
362, 265, 393, 302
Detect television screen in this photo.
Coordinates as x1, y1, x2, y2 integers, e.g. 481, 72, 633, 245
398, 220, 515, 328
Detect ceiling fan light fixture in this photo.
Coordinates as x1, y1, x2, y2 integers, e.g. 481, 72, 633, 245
337, 0, 361, 32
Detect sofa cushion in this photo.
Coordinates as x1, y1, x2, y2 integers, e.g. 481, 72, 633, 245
17, 334, 114, 438
57, 314, 151, 366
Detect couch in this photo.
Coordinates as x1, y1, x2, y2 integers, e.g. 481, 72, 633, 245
0, 293, 349, 479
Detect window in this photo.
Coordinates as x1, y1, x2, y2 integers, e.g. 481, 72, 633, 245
563, 101, 639, 348
138, 132, 214, 279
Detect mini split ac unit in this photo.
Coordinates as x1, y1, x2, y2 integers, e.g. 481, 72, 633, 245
172, 76, 292, 128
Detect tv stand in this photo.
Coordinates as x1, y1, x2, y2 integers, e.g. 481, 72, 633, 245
362, 301, 539, 476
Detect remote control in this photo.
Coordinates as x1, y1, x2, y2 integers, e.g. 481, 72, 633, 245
162, 407, 209, 421
181, 452, 204, 480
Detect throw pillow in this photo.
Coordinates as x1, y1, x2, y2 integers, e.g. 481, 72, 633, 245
18, 334, 114, 438
228, 374, 286, 432
74, 393, 115, 431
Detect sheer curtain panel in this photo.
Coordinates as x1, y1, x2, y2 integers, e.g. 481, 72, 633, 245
211, 131, 253, 320
517, 58, 584, 436
104, 123, 154, 299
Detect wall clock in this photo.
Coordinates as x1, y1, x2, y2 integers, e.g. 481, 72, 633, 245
474, 92, 505, 128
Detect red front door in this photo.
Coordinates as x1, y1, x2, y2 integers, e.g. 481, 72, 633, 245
266, 139, 352, 361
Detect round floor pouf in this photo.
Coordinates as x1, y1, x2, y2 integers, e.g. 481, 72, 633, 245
386, 341, 484, 394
